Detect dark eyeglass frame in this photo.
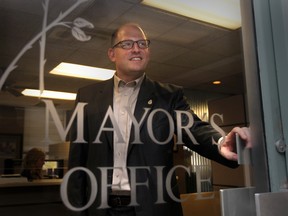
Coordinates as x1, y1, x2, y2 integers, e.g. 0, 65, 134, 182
112, 39, 150, 49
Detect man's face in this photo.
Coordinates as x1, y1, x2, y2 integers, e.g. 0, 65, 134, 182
108, 25, 150, 81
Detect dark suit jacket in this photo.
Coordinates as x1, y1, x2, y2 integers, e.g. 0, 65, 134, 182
68, 76, 238, 216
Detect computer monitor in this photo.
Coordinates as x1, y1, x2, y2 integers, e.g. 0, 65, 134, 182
43, 159, 64, 178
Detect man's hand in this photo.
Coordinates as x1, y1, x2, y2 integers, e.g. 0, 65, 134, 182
219, 127, 251, 161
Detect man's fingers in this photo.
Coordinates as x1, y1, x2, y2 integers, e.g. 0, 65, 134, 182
232, 127, 252, 148
221, 146, 238, 161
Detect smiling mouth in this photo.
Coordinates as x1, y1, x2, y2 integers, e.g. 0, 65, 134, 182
130, 57, 142, 61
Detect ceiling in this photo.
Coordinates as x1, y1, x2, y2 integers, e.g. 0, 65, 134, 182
0, 0, 245, 109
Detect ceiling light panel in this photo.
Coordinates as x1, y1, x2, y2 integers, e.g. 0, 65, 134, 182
22, 89, 76, 100
50, 62, 115, 80
142, 0, 241, 30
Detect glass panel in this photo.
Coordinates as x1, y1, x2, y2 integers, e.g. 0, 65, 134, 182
0, 0, 256, 216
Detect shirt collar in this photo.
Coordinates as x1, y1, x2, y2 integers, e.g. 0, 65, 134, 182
114, 74, 144, 90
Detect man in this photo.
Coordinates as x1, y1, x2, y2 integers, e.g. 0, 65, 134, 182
68, 23, 251, 216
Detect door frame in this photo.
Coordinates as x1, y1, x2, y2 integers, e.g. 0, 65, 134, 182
241, 0, 288, 193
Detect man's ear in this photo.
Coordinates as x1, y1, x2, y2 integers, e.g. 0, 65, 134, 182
108, 48, 115, 62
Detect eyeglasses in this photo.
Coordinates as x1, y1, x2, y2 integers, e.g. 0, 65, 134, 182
112, 39, 150, 49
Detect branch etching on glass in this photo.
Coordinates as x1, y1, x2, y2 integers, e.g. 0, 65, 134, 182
0, 0, 94, 93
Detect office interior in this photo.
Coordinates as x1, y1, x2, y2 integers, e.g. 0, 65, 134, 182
1, 0, 288, 216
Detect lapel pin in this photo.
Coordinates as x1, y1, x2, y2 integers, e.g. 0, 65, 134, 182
148, 99, 153, 105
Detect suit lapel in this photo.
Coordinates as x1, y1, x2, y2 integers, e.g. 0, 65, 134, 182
128, 77, 156, 153
94, 78, 114, 149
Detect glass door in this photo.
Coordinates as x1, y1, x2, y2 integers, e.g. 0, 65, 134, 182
2, 0, 288, 215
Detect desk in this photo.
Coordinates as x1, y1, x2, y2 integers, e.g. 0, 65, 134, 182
0, 178, 70, 216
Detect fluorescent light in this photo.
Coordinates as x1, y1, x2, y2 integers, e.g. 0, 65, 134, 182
142, 0, 241, 30
22, 89, 76, 100
50, 62, 115, 80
